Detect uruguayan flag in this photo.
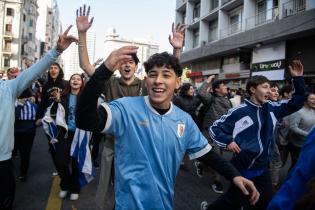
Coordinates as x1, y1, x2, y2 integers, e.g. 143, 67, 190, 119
15, 99, 37, 120
70, 128, 94, 187
42, 103, 68, 145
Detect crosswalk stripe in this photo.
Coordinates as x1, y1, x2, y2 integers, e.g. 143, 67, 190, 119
45, 176, 62, 210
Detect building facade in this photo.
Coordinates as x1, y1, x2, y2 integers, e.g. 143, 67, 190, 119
0, 0, 23, 70
62, 29, 96, 80
104, 28, 159, 78
175, 0, 315, 88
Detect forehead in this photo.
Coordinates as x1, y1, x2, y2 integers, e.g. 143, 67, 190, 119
71, 74, 81, 79
148, 65, 175, 73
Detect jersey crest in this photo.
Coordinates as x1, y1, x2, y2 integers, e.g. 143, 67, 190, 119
177, 123, 185, 138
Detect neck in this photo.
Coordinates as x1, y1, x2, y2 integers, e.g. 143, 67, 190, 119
121, 76, 135, 85
250, 96, 262, 106
71, 89, 80, 95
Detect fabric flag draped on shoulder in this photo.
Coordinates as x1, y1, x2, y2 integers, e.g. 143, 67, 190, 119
70, 128, 94, 187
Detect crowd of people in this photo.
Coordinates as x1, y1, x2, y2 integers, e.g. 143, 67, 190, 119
0, 4, 315, 210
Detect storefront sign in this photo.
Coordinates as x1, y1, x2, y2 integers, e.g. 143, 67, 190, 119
251, 59, 285, 81
252, 60, 285, 72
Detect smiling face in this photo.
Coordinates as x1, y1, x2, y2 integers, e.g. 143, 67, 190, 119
69, 74, 83, 91
145, 65, 181, 109
49, 64, 61, 80
119, 58, 137, 82
305, 93, 315, 109
250, 82, 271, 105
187, 85, 194, 96
269, 86, 279, 102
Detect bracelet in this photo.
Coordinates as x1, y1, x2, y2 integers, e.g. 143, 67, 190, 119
78, 44, 86, 47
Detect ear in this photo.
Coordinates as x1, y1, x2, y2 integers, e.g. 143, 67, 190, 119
175, 77, 181, 90
250, 86, 256, 95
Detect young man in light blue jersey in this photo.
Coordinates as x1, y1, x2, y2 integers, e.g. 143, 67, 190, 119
0, 26, 77, 210
76, 46, 260, 210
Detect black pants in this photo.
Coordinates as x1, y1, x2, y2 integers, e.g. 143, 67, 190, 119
288, 143, 302, 170
54, 131, 80, 193
90, 132, 103, 164
15, 129, 36, 176
0, 159, 15, 210
207, 169, 273, 210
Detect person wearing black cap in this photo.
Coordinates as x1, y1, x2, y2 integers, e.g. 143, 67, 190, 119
195, 75, 232, 194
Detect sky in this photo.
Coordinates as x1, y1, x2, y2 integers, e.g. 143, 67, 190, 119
56, 0, 176, 59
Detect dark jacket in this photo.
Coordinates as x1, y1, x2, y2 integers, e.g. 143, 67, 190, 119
173, 95, 201, 123
197, 82, 232, 129
210, 77, 305, 172
38, 79, 68, 118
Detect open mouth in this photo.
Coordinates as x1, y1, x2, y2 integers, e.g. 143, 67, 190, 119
152, 88, 165, 94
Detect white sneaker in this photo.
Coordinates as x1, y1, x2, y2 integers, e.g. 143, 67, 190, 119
52, 171, 58, 177
70, 193, 79, 201
59, 190, 68, 198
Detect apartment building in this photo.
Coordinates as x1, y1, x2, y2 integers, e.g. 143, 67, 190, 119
0, 0, 23, 70
21, 0, 39, 68
175, 0, 315, 88
62, 28, 96, 80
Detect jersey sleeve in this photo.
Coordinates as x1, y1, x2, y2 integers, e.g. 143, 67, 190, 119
99, 100, 126, 137
185, 120, 212, 160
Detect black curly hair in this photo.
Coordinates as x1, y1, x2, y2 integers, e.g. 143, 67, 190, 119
144, 52, 182, 77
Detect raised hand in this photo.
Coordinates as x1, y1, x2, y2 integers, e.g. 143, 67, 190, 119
169, 22, 186, 49
104, 46, 138, 71
206, 75, 216, 84
232, 176, 260, 205
56, 25, 78, 53
289, 60, 304, 77
76, 5, 94, 33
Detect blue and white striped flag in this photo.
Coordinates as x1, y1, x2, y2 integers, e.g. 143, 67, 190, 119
70, 128, 94, 187
42, 103, 68, 146
15, 99, 37, 120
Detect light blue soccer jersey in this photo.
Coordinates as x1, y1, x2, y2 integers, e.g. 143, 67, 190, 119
100, 96, 211, 210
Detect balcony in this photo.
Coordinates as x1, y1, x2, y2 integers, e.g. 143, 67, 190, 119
2, 47, 12, 55
246, 7, 279, 30
220, 21, 243, 38
3, 31, 13, 40
283, 0, 306, 17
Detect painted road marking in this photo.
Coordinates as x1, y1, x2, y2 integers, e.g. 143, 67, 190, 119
45, 176, 62, 210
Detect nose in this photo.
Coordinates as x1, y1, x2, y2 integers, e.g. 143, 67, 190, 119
154, 74, 163, 84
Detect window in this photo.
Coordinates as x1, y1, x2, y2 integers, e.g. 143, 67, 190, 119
193, 3, 200, 20
193, 29, 199, 48
29, 19, 33, 27
223, 55, 240, 65
28, 33, 33, 41
5, 24, 12, 33
4, 40, 12, 51
6, 8, 14, 16
208, 20, 218, 42
210, 0, 219, 11
229, 9, 242, 34
256, 0, 267, 25
4, 58, 10, 67
23, 14, 26, 22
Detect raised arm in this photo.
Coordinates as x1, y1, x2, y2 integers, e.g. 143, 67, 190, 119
197, 75, 215, 104
76, 5, 95, 76
169, 22, 186, 59
76, 46, 138, 131
9, 25, 77, 98
271, 60, 305, 119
